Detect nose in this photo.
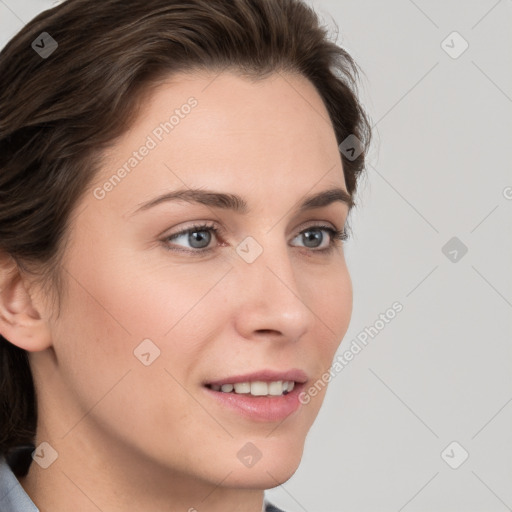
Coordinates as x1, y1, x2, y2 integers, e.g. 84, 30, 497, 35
231, 239, 316, 343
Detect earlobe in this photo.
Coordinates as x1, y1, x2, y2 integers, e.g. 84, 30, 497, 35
0, 255, 52, 352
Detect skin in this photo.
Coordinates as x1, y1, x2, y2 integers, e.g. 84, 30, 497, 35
0, 70, 353, 512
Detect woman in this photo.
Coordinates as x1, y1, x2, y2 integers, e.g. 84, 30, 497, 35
0, 0, 372, 510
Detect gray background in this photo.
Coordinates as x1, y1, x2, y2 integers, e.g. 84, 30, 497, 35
1, 1, 511, 511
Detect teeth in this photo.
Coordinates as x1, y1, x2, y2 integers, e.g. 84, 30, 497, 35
234, 382, 251, 394
268, 381, 283, 396
251, 381, 268, 396
209, 380, 296, 396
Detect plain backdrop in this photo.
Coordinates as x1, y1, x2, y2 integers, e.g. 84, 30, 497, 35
1, 1, 511, 511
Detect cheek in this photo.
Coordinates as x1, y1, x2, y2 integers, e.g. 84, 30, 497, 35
324, 263, 352, 324
299, 260, 352, 405
54, 246, 235, 407
311, 258, 353, 351
52, 252, 230, 458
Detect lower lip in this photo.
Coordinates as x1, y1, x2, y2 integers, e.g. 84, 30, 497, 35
203, 383, 305, 422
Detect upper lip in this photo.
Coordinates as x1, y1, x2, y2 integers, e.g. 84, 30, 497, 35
205, 368, 308, 386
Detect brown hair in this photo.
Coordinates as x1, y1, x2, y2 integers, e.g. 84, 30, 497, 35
0, 0, 372, 459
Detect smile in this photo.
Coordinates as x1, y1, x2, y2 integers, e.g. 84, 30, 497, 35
202, 369, 308, 422
206, 380, 296, 397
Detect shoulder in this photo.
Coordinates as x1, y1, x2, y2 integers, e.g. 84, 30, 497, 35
0, 445, 39, 512
265, 500, 288, 512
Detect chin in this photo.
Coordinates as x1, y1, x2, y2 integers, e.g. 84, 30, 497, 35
226, 461, 302, 489
222, 438, 305, 489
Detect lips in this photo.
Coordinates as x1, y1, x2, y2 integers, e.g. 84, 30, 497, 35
203, 378, 306, 422
201, 369, 309, 421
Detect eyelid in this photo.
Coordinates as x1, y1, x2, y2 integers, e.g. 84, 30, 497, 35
161, 218, 348, 257
295, 219, 341, 233
163, 219, 344, 242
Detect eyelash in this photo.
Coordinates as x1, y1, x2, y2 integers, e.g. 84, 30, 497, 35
162, 222, 348, 256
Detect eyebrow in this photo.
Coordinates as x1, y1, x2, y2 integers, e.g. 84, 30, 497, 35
131, 186, 354, 216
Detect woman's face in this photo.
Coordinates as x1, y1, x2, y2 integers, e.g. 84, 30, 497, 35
34, 71, 353, 491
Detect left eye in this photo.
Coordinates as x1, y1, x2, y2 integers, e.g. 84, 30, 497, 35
162, 223, 347, 254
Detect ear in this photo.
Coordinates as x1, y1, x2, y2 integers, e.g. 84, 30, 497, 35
0, 253, 52, 352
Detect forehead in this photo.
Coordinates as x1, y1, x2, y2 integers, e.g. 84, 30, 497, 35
91, 70, 346, 213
